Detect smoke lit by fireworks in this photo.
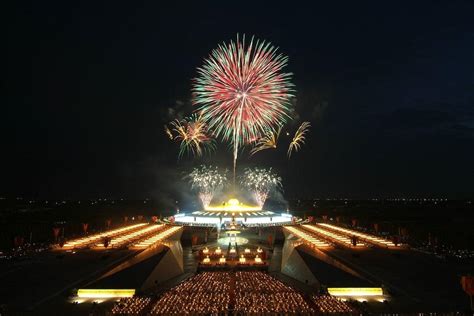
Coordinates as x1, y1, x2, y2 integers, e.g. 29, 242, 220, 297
168, 114, 215, 158
187, 165, 227, 208
240, 167, 282, 208
288, 121, 310, 158
193, 35, 294, 175
250, 127, 281, 156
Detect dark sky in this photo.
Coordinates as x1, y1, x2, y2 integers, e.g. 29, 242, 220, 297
4, 1, 474, 200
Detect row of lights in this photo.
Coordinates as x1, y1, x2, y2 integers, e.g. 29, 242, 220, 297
7, 198, 154, 204
303, 225, 364, 247
202, 254, 263, 264
132, 226, 182, 249
62, 223, 147, 249
311, 198, 450, 201
97, 224, 165, 248
318, 223, 397, 247
284, 226, 330, 248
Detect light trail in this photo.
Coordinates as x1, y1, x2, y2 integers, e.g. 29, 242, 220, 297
62, 223, 147, 249
302, 225, 365, 247
317, 223, 398, 247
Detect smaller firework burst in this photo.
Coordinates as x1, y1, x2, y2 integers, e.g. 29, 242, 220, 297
250, 127, 281, 156
288, 121, 310, 158
241, 167, 282, 208
168, 114, 215, 158
187, 165, 227, 208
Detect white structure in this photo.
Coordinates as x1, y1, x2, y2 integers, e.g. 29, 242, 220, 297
172, 198, 295, 227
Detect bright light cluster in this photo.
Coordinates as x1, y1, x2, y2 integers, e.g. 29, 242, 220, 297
318, 223, 398, 247
96, 224, 165, 248
204, 198, 262, 212
240, 167, 282, 208
174, 212, 293, 226
62, 223, 147, 249
284, 226, 330, 248
327, 288, 383, 297
302, 225, 364, 247
187, 165, 227, 208
132, 226, 182, 249
77, 289, 135, 298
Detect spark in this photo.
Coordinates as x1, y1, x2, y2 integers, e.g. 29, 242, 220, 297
187, 165, 227, 208
240, 167, 282, 208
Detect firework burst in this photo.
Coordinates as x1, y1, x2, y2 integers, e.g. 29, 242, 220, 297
168, 114, 215, 158
288, 121, 310, 158
240, 167, 282, 208
250, 127, 281, 156
187, 165, 227, 208
193, 35, 294, 176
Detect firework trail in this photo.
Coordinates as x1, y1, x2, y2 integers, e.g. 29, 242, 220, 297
187, 165, 227, 208
168, 114, 215, 158
193, 35, 294, 177
250, 127, 281, 156
164, 125, 173, 140
288, 121, 310, 158
240, 167, 282, 208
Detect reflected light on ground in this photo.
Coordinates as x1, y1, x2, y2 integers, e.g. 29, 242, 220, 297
217, 236, 249, 245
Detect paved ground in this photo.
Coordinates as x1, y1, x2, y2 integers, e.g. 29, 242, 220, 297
324, 247, 471, 311
0, 249, 135, 313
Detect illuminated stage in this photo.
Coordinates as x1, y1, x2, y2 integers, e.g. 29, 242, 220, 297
172, 198, 296, 227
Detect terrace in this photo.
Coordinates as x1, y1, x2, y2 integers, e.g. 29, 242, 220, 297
302, 224, 365, 248
317, 223, 398, 248
61, 223, 147, 249
94, 224, 165, 249
284, 226, 331, 248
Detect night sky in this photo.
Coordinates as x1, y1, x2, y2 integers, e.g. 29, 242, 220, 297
4, 1, 474, 200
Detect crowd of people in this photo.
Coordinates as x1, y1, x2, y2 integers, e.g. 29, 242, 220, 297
149, 272, 231, 315
235, 271, 291, 293
110, 297, 152, 315
311, 294, 356, 313
234, 271, 315, 314
110, 272, 360, 315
